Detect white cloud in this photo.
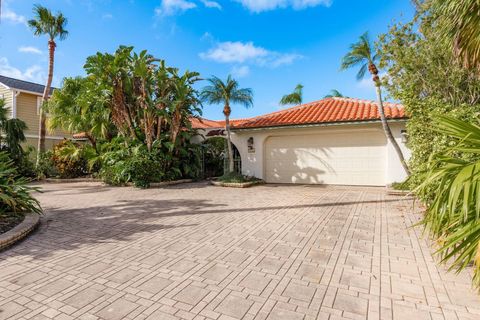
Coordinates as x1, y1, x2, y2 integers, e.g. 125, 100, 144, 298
231, 65, 250, 78
200, 40, 302, 68
201, 0, 221, 9
18, 46, 43, 55
265, 53, 303, 67
0, 57, 46, 84
2, 8, 27, 25
234, 0, 332, 13
200, 41, 269, 63
102, 13, 113, 19
155, 0, 197, 16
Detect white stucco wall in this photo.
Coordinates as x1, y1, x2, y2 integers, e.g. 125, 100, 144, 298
199, 121, 410, 186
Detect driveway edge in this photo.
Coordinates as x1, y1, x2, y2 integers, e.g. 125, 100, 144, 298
0, 212, 40, 251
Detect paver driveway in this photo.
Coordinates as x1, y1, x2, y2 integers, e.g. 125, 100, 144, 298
1, 182, 479, 320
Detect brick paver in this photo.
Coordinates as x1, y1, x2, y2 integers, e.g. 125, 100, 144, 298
0, 182, 479, 320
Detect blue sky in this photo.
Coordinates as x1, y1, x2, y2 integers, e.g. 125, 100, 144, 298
0, 0, 414, 119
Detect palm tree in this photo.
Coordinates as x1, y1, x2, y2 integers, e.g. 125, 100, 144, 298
341, 32, 410, 175
280, 84, 303, 106
28, 4, 68, 160
46, 77, 113, 152
324, 89, 345, 98
201, 76, 253, 173
429, 0, 480, 69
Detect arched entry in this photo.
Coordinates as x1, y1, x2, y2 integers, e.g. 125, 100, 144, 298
201, 136, 242, 178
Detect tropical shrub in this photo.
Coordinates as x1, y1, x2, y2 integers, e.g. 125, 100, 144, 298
35, 151, 58, 179
51, 140, 88, 178
0, 152, 42, 214
46, 46, 206, 188
416, 116, 480, 288
219, 172, 260, 184
378, 9, 480, 199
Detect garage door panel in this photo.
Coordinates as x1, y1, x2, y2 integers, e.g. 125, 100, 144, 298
265, 132, 386, 186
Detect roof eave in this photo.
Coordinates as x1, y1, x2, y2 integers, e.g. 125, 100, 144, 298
231, 118, 409, 132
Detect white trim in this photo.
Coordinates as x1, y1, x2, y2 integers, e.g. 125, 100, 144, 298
25, 134, 67, 140
0, 82, 11, 90
10, 88, 47, 97
36, 96, 42, 115
12, 90, 20, 118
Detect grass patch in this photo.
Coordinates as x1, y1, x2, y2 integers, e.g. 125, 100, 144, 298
391, 181, 410, 191
219, 172, 261, 184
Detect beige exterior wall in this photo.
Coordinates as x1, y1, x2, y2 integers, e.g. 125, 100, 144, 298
24, 137, 62, 151
13, 91, 72, 150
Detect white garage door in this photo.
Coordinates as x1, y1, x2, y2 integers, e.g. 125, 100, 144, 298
264, 131, 387, 186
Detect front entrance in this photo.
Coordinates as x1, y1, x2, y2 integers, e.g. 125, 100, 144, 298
201, 137, 242, 178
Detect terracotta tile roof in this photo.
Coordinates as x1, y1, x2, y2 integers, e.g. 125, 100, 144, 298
234, 97, 406, 129
72, 132, 88, 139
190, 117, 251, 129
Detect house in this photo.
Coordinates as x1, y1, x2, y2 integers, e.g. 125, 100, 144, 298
0, 75, 74, 149
193, 97, 410, 186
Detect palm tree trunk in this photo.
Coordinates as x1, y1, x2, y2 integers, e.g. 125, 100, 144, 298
156, 116, 162, 140
36, 39, 56, 165
224, 115, 234, 173
375, 84, 411, 175
86, 132, 97, 153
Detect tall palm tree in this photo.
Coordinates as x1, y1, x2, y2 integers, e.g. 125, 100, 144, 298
28, 4, 68, 160
341, 32, 410, 175
429, 0, 480, 69
280, 84, 303, 106
201, 76, 253, 173
324, 89, 345, 98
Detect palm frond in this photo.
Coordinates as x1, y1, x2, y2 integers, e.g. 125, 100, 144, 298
416, 115, 480, 289
324, 89, 344, 98
280, 84, 303, 105
341, 32, 379, 80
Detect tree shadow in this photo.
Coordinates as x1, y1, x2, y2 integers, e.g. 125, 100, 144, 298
2, 198, 227, 260
263, 132, 386, 186
1, 188, 412, 261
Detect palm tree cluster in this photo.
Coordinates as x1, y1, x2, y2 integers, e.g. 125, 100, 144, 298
49, 46, 202, 153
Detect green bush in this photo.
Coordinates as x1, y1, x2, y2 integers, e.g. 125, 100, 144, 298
97, 138, 201, 188
0, 152, 41, 214
51, 140, 89, 178
379, 13, 480, 201
124, 155, 164, 188
36, 151, 58, 179
219, 172, 260, 183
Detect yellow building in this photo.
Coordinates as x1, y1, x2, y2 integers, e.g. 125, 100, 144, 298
0, 75, 76, 149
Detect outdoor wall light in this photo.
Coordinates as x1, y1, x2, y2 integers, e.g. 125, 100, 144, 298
401, 130, 408, 143
247, 137, 255, 153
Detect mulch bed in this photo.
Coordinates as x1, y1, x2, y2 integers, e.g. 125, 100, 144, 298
0, 212, 25, 235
